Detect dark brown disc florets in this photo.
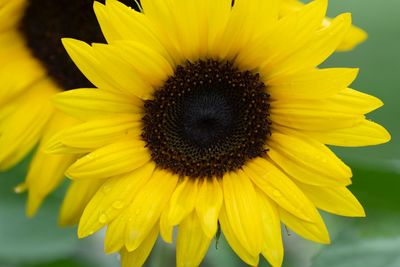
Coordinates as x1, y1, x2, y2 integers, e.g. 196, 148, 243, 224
142, 59, 270, 179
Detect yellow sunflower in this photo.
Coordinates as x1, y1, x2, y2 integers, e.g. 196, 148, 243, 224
47, 0, 390, 266
0, 0, 136, 216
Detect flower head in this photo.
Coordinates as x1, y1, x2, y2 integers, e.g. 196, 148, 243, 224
48, 0, 390, 266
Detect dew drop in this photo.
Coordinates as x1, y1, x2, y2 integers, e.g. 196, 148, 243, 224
102, 185, 112, 194
112, 201, 124, 210
99, 213, 107, 224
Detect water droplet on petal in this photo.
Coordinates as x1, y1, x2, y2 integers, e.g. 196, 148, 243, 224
112, 201, 124, 210
102, 185, 111, 194
99, 213, 107, 224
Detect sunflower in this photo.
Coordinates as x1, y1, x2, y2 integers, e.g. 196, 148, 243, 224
47, 0, 390, 266
0, 0, 137, 216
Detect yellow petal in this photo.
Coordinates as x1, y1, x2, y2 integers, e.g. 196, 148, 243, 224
328, 88, 383, 114
93, 1, 122, 42
176, 212, 212, 267
236, 0, 327, 71
270, 90, 366, 131
168, 178, 198, 226
62, 38, 119, 92
66, 140, 150, 180
221, 171, 263, 259
98, 0, 163, 52
272, 88, 383, 115
91, 43, 156, 98
297, 12, 351, 67
78, 163, 155, 238
105, 211, 129, 253
120, 223, 159, 267
62, 39, 152, 99
0, 54, 45, 105
46, 114, 141, 154
0, 32, 25, 63
266, 13, 352, 78
0, 0, 25, 32
159, 200, 174, 244
26, 152, 77, 217
101, 1, 174, 65
0, 80, 55, 170
219, 204, 260, 266
59, 179, 105, 226
206, 0, 233, 58
331, 19, 367, 52
52, 88, 142, 121
157, 0, 209, 61
24, 112, 77, 216
139, 0, 182, 58
195, 178, 223, 239
267, 68, 358, 100
279, 208, 330, 244
198, 0, 282, 60
270, 111, 363, 132
303, 119, 391, 147
243, 157, 319, 222
256, 189, 283, 267
113, 41, 173, 88
268, 133, 352, 186
125, 169, 178, 251
297, 183, 365, 217
95, 0, 163, 55
279, 0, 367, 52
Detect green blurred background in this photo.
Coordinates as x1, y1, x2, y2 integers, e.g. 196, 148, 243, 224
1, 0, 399, 266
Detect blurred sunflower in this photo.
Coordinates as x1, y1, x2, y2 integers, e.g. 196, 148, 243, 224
0, 0, 136, 216
47, 0, 390, 266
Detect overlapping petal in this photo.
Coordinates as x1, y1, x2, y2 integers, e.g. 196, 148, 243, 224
66, 140, 150, 180
78, 163, 155, 238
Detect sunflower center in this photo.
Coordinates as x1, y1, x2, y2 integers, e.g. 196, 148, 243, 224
142, 60, 270, 179
182, 88, 235, 147
19, 0, 139, 90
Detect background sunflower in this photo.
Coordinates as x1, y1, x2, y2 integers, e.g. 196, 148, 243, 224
0, 1, 398, 267
0, 0, 136, 217
0, 0, 76, 216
